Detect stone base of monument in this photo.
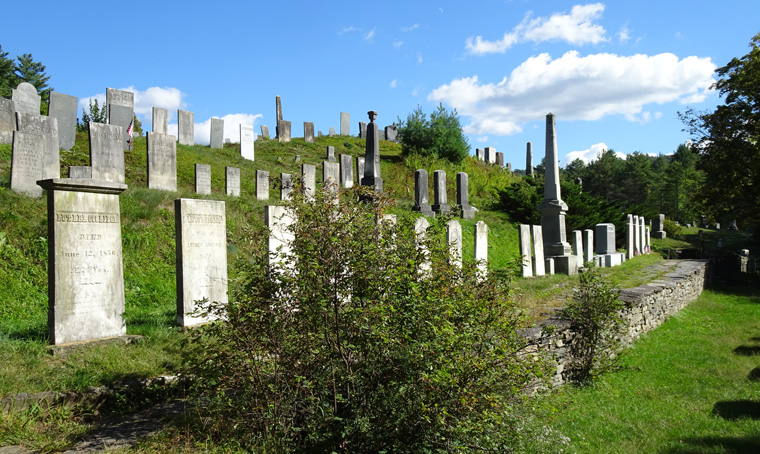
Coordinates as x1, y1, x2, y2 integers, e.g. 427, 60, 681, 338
432, 204, 450, 214
652, 231, 666, 239
47, 335, 143, 356
592, 253, 626, 268
412, 204, 435, 217
547, 255, 578, 275
460, 206, 477, 219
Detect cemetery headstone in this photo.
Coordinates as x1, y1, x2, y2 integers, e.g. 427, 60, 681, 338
583, 229, 594, 264
361, 111, 383, 192
729, 220, 738, 231
476, 148, 484, 161
260, 125, 270, 139
545, 258, 555, 275
69, 166, 92, 178
572, 230, 583, 264
359, 121, 367, 139
506, 162, 512, 172
329, 127, 335, 136
447, 219, 462, 268
12, 82, 41, 116
195, 163, 211, 195
339, 154, 353, 188
266, 205, 295, 273
532, 225, 546, 276
432, 170, 449, 214
519, 224, 533, 277
108, 104, 134, 151
356, 157, 365, 185
594, 223, 616, 254
652, 213, 666, 239
256, 170, 270, 200
415, 217, 432, 275
276, 95, 283, 125
301, 164, 316, 198
304, 122, 314, 143
384, 125, 398, 142
225, 167, 240, 197
210, 118, 224, 149
105, 88, 134, 124
456, 172, 476, 219
323, 161, 340, 193
340, 112, 350, 135
626, 214, 635, 259
496, 152, 504, 167
412, 169, 434, 217
474, 221, 488, 278
326, 146, 336, 162
146, 132, 178, 191
633, 215, 641, 255
178, 109, 194, 146
38, 178, 128, 344
10, 132, 45, 197
48, 91, 78, 150
175, 198, 227, 327
280, 173, 292, 200
152, 107, 168, 134
16, 112, 60, 180
0, 98, 15, 144
485, 147, 496, 164
240, 124, 255, 160
89, 122, 125, 183
277, 120, 291, 142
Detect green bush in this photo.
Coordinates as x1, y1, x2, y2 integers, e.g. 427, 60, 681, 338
663, 219, 683, 240
188, 184, 545, 452
397, 104, 470, 163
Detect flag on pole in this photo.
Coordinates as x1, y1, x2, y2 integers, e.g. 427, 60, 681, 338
126, 118, 134, 149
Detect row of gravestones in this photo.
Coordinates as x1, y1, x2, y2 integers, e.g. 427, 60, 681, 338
1, 82, 78, 151
37, 173, 490, 345
475, 146, 512, 171
518, 221, 648, 277
412, 169, 477, 219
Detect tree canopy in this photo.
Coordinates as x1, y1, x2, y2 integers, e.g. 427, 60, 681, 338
397, 104, 470, 163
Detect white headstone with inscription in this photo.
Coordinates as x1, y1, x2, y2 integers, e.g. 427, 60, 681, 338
147, 132, 177, 191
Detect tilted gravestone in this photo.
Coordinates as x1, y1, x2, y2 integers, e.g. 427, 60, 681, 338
340, 112, 350, 136
10, 132, 45, 197
432, 170, 449, 214
210, 118, 224, 149
48, 91, 78, 151
474, 221, 488, 278
195, 163, 211, 195
175, 198, 228, 327
12, 82, 41, 116
301, 164, 316, 198
240, 124, 254, 160
256, 170, 270, 201
178, 109, 194, 146
152, 107, 168, 134
412, 169, 434, 217
105, 88, 134, 124
277, 120, 291, 143
109, 104, 134, 150
280, 173, 292, 200
447, 219, 462, 268
260, 124, 270, 139
0, 98, 15, 145
89, 122, 125, 184
304, 122, 314, 143
16, 112, 60, 181
339, 154, 353, 188
38, 178, 128, 344
456, 172, 476, 219
69, 166, 91, 178
146, 132, 177, 191
518, 224, 533, 277
226, 167, 240, 197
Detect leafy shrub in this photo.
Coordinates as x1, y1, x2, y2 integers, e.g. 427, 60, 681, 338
397, 104, 470, 163
188, 183, 545, 452
560, 264, 624, 383
663, 219, 683, 240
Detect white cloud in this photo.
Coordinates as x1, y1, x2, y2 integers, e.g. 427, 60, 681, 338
390, 79, 398, 88
167, 113, 262, 146
618, 25, 631, 43
429, 51, 715, 135
393, 40, 404, 49
364, 28, 376, 42
562, 142, 626, 166
417, 52, 423, 64
476, 136, 489, 143
79, 86, 187, 128
466, 3, 607, 56
340, 26, 360, 34
402, 23, 419, 32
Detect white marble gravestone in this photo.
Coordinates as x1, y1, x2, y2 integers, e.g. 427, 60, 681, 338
240, 124, 254, 160
10, 132, 45, 197
210, 118, 224, 149
48, 92, 78, 151
519, 224, 533, 278
474, 221, 488, 278
152, 107, 168, 134
226, 167, 240, 197
532, 225, 545, 276
38, 178, 128, 345
175, 199, 228, 327
447, 219, 462, 268
12, 82, 40, 116
265, 205, 295, 273
15, 112, 60, 181
178, 109, 194, 146
301, 164, 316, 198
195, 164, 211, 195
146, 132, 177, 191
256, 170, 270, 201
89, 123, 125, 184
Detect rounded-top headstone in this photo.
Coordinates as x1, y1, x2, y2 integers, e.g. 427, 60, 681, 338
368, 111, 378, 122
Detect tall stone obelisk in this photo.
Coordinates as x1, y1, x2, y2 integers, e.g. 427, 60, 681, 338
538, 113, 578, 275
361, 111, 382, 192
526, 142, 534, 177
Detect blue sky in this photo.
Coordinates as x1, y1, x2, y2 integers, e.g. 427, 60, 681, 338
3, 1, 759, 169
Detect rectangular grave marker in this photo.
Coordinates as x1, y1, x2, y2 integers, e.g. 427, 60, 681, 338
412, 169, 434, 217
339, 154, 353, 188
48, 91, 78, 151
256, 170, 270, 200
106, 88, 134, 124
210, 118, 224, 149
266, 205, 295, 273
195, 164, 211, 195
152, 107, 168, 134
532, 225, 546, 276
260, 125, 269, 139
147, 132, 177, 191
432, 170, 449, 214
359, 122, 367, 139
340, 112, 350, 135
277, 120, 291, 142
12, 82, 41, 116
240, 124, 254, 160
280, 173, 292, 200
447, 219, 462, 268
226, 167, 240, 197
301, 164, 316, 198
474, 221, 488, 278
89, 122, 125, 183
16, 112, 60, 180
175, 199, 227, 327
38, 178, 128, 344
323, 161, 340, 193
519, 224, 533, 277
594, 223, 616, 255
11, 132, 44, 197
178, 109, 194, 146
304, 122, 314, 143
0, 98, 15, 145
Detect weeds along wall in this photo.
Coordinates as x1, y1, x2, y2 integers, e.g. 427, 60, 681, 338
521, 259, 710, 387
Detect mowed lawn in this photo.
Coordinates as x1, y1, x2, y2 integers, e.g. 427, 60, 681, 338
537, 284, 760, 453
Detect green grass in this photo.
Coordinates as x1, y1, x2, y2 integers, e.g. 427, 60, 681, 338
535, 285, 760, 453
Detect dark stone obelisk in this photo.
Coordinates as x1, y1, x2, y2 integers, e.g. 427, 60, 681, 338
526, 142, 534, 177
360, 111, 382, 192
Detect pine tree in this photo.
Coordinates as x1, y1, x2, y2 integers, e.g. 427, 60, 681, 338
0, 45, 16, 98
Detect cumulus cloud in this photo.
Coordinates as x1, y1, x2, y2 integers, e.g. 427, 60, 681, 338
79, 86, 187, 129
562, 142, 626, 166
167, 113, 262, 146
466, 3, 607, 55
428, 51, 715, 135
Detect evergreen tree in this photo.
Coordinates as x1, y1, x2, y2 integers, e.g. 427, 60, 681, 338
0, 45, 15, 98
397, 104, 470, 163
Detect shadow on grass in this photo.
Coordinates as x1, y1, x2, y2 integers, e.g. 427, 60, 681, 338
662, 435, 760, 454
713, 400, 760, 420
733, 346, 760, 356
747, 367, 760, 381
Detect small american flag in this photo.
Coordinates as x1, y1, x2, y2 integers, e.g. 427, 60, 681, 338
126, 119, 134, 138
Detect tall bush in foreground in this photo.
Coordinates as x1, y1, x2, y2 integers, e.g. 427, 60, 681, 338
397, 104, 470, 163
188, 184, 545, 452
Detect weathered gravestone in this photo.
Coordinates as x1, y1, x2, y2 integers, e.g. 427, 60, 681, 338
415, 217, 432, 275
175, 198, 227, 327
12, 82, 41, 116
340, 112, 350, 136
432, 170, 449, 214
572, 230, 583, 265
474, 221, 488, 278
323, 161, 340, 194
626, 214, 635, 259
304, 122, 314, 143
210, 118, 224, 149
240, 124, 255, 161
280, 173, 292, 200
48, 91, 78, 151
583, 229, 594, 264
594, 223, 616, 254
356, 157, 365, 184
545, 258, 555, 276
518, 224, 533, 277
361, 111, 382, 192
476, 148, 484, 161
16, 112, 60, 180
339, 154, 353, 188
178, 109, 194, 146
359, 121, 367, 139
485, 147, 496, 164
105, 88, 134, 124
0, 98, 15, 145
652, 213, 666, 239
456, 172, 476, 219
152, 107, 168, 134
11, 132, 45, 197
329, 127, 335, 136
260, 125, 269, 139
69, 166, 91, 178
412, 169, 434, 217
266, 205, 295, 273
532, 225, 545, 276
447, 219, 462, 268
109, 104, 134, 150
38, 178, 128, 344
89, 123, 125, 183
226, 167, 240, 197
496, 152, 504, 167
633, 215, 641, 255
326, 146, 336, 162
146, 132, 177, 191
256, 170, 270, 201
278, 120, 291, 142
195, 164, 211, 195
385, 125, 398, 143
301, 164, 316, 198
